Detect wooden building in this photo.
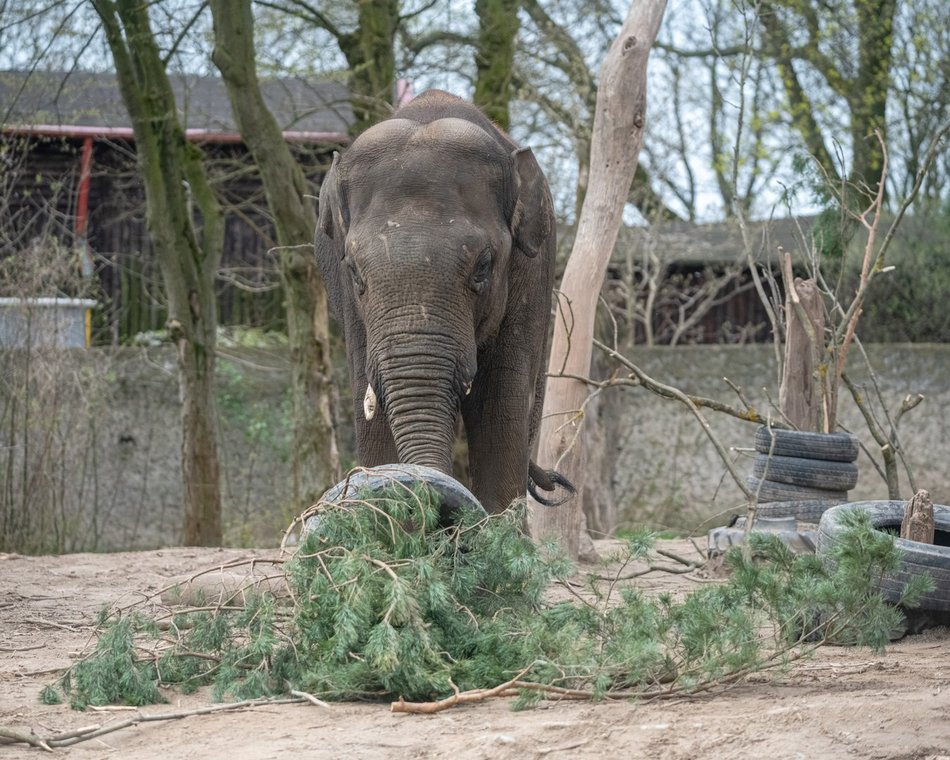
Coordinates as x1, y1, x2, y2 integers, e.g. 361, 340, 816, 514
560, 216, 815, 345
0, 70, 351, 342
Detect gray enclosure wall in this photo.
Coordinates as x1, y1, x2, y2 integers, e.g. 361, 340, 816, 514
592, 343, 949, 536
1, 344, 946, 550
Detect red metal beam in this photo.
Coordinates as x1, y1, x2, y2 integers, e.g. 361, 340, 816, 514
75, 136, 93, 239
75, 135, 95, 278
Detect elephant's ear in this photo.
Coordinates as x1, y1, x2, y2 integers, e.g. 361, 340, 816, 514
315, 151, 349, 319
510, 147, 554, 258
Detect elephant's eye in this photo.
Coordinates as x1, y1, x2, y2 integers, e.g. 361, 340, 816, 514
346, 257, 366, 296
470, 248, 493, 293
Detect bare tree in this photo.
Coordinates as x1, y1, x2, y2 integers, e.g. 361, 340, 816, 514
518, 0, 680, 223
758, 0, 894, 197
210, 0, 341, 504
472, 0, 519, 129
93, 0, 223, 545
259, 0, 401, 135
530, 0, 667, 559
651, 0, 949, 222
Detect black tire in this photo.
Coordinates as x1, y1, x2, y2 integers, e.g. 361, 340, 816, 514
817, 500, 950, 611
317, 464, 487, 524
753, 453, 859, 491
754, 426, 859, 463
747, 475, 850, 504
754, 499, 846, 523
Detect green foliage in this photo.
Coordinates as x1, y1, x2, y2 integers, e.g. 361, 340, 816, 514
811, 203, 855, 262
811, 509, 933, 648
216, 359, 291, 453
45, 485, 928, 708
39, 685, 61, 705
64, 615, 165, 710
286, 486, 566, 700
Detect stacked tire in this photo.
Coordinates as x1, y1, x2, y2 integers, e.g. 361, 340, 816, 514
748, 426, 859, 523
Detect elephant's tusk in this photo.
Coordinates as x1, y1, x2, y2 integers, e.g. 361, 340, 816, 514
463, 382, 472, 397
363, 385, 378, 421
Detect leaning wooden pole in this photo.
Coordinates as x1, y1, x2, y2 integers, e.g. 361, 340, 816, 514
529, 0, 667, 558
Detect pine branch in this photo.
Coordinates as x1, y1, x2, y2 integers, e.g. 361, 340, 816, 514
44, 482, 910, 717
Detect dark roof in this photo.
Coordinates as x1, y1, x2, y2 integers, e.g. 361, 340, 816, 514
561, 216, 818, 266
0, 70, 352, 140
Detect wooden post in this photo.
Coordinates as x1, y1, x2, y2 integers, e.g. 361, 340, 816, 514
779, 251, 825, 431
901, 489, 935, 544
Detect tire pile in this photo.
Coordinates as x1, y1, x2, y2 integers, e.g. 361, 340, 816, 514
818, 500, 950, 612
748, 426, 859, 523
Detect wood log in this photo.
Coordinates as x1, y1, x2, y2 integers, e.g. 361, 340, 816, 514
779, 273, 824, 432
901, 489, 935, 544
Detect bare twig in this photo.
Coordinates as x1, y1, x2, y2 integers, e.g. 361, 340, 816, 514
655, 547, 703, 568
289, 689, 332, 709
592, 564, 694, 581
20, 619, 86, 632
0, 697, 310, 749
589, 341, 770, 427
0, 643, 46, 652
391, 670, 532, 715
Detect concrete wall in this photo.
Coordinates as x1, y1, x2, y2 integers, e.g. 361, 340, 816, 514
600, 344, 950, 535
2, 344, 946, 551
1, 346, 299, 551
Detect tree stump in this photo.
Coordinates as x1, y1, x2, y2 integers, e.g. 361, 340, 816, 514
901, 489, 935, 544
779, 274, 824, 432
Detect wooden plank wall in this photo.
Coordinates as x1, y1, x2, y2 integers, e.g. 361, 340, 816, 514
2, 136, 335, 342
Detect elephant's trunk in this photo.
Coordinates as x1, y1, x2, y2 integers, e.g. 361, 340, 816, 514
370, 330, 473, 475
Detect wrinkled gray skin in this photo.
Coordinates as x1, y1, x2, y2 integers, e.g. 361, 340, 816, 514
315, 90, 559, 514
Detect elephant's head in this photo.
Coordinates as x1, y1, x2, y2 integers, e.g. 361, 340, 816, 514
315, 102, 554, 477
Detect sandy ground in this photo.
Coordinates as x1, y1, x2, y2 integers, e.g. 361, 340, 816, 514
2, 542, 949, 760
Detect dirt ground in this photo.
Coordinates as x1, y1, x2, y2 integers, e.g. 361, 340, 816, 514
2, 541, 949, 760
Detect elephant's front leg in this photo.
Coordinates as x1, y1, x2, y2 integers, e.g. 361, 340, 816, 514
461, 353, 534, 514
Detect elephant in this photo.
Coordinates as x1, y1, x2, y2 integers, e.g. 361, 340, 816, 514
314, 89, 573, 514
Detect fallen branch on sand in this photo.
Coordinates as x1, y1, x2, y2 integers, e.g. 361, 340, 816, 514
0, 696, 317, 749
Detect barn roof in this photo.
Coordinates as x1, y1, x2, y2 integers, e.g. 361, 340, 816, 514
622, 215, 817, 266
0, 69, 352, 142
561, 216, 818, 267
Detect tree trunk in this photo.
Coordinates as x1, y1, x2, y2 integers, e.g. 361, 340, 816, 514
210, 0, 341, 504
473, 0, 520, 130
338, 0, 400, 136
759, 0, 896, 251
529, 0, 667, 558
94, 0, 223, 545
850, 0, 896, 195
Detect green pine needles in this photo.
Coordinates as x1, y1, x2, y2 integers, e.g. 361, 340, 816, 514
46, 487, 933, 710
